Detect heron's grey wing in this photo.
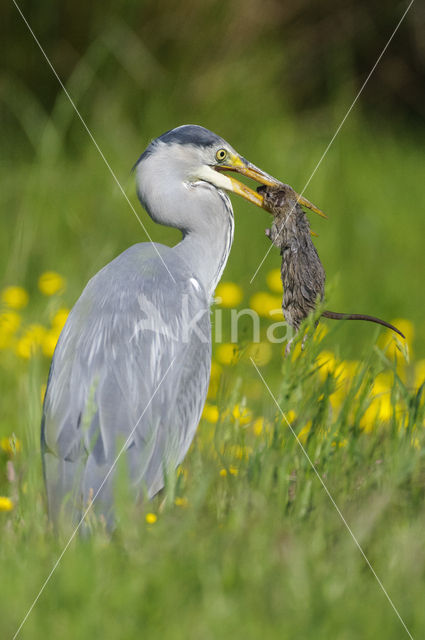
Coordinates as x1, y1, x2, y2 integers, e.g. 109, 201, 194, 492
41, 243, 211, 527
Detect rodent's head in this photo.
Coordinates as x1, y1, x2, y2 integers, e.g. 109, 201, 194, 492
257, 185, 300, 216
257, 184, 327, 220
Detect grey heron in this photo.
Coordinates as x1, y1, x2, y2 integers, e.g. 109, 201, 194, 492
41, 124, 314, 529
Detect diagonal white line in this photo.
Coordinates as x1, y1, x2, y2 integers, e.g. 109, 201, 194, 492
11, 0, 176, 284
250, 358, 414, 640
12, 356, 177, 640
250, 0, 415, 284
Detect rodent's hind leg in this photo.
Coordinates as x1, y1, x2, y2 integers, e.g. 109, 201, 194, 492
284, 338, 294, 357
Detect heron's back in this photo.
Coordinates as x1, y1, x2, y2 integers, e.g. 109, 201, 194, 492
41, 243, 211, 529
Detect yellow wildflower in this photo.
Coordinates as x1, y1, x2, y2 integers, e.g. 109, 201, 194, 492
0, 311, 21, 334
247, 342, 272, 366
52, 308, 69, 330
16, 324, 47, 359
42, 330, 61, 358
215, 282, 243, 307
0, 497, 14, 512
202, 403, 219, 424
360, 389, 394, 432
283, 410, 296, 424
378, 318, 413, 358
298, 421, 312, 444
1, 286, 28, 310
174, 497, 188, 507
249, 292, 284, 319
266, 268, 283, 293
316, 351, 338, 379
0, 435, 21, 455
253, 417, 264, 436
145, 512, 157, 524
216, 342, 238, 365
232, 404, 252, 425
38, 271, 66, 296
220, 465, 239, 476
331, 438, 348, 448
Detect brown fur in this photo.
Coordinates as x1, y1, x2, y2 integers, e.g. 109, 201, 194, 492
259, 184, 404, 339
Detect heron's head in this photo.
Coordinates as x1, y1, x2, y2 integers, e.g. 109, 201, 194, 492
134, 125, 273, 229
135, 125, 324, 230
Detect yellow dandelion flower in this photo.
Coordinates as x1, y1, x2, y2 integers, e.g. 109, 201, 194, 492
372, 372, 393, 395
247, 342, 272, 366
378, 318, 413, 358
316, 351, 338, 379
0, 311, 21, 334
215, 282, 243, 307
249, 292, 284, 319
298, 421, 312, 444
376, 394, 393, 421
15, 324, 47, 359
216, 342, 238, 365
253, 417, 264, 436
232, 404, 252, 425
52, 308, 69, 330
314, 324, 328, 343
336, 360, 359, 385
145, 512, 157, 524
283, 409, 296, 424
0, 435, 21, 455
174, 497, 188, 507
331, 438, 348, 448
0, 497, 14, 512
360, 389, 394, 432
1, 286, 29, 310
266, 268, 283, 293
359, 404, 378, 433
38, 271, 66, 296
202, 403, 219, 424
219, 468, 227, 477
42, 329, 61, 358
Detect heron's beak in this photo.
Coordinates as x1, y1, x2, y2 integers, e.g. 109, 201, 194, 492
216, 154, 326, 218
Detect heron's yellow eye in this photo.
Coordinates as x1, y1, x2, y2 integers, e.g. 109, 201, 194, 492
215, 148, 228, 162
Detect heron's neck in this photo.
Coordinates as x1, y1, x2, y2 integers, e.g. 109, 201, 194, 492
174, 194, 234, 299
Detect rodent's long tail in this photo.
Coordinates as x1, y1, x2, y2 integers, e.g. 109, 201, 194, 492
322, 311, 405, 339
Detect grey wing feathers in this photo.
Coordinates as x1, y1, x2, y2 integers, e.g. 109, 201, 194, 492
41, 243, 211, 527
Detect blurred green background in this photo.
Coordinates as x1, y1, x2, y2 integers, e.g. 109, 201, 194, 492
1, 0, 425, 357
1, 3, 425, 639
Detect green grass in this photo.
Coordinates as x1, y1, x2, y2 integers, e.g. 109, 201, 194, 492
1, 39, 425, 638
1, 325, 425, 639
